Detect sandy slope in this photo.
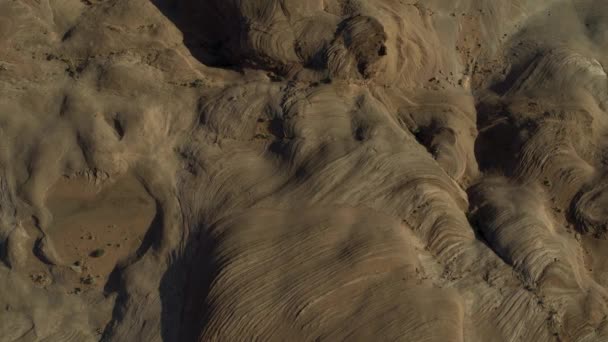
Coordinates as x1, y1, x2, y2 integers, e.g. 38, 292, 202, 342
1, 0, 608, 341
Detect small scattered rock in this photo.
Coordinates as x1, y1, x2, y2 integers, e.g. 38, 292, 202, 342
90, 248, 105, 258
30, 273, 52, 287
70, 264, 82, 274
82, 232, 94, 240
189, 79, 204, 88
80, 274, 95, 285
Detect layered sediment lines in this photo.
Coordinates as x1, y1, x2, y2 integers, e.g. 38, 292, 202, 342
2, 0, 608, 341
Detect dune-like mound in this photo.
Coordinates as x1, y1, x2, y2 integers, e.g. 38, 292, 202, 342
2, 0, 608, 341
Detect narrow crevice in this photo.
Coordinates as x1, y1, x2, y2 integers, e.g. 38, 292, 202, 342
473, 100, 521, 175
112, 117, 125, 140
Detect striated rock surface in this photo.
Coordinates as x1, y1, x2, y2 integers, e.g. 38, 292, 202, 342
2, 0, 608, 341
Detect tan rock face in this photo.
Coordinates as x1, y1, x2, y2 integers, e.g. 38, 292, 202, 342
2, 0, 608, 341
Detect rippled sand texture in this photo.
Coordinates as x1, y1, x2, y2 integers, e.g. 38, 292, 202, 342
2, 0, 608, 341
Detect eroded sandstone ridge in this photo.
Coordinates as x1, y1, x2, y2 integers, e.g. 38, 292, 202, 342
2, 0, 608, 341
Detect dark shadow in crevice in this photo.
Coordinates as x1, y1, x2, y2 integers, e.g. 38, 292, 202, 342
149, 0, 240, 69
132, 216, 220, 342
101, 200, 165, 340
466, 187, 515, 271
268, 119, 285, 139
112, 117, 125, 140
468, 213, 494, 252
101, 206, 218, 342
489, 52, 541, 95
412, 121, 440, 157
136, 200, 164, 255
567, 189, 587, 235
166, 229, 220, 342
473, 100, 521, 176
148, 0, 339, 77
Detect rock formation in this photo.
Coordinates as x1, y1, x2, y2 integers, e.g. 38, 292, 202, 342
1, 0, 608, 341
